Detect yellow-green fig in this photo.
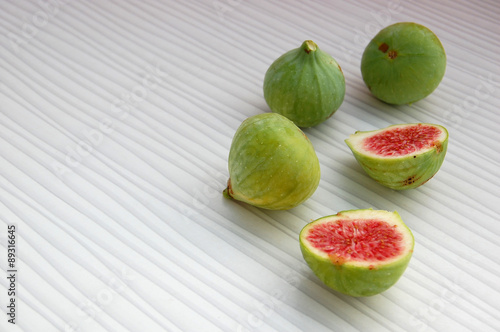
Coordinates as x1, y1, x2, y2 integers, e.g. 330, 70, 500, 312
223, 113, 320, 210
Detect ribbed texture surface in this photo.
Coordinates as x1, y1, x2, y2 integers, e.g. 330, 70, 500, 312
0, 1, 499, 331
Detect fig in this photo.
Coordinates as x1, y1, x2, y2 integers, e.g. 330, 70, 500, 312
223, 113, 320, 210
300, 209, 414, 297
263, 40, 346, 127
345, 123, 448, 190
361, 22, 446, 105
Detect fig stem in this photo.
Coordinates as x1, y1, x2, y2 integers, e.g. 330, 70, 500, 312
222, 187, 233, 199
302, 40, 317, 54
223, 178, 234, 199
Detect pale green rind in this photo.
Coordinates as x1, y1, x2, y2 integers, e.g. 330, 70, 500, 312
299, 209, 414, 297
361, 22, 446, 105
300, 243, 413, 297
264, 40, 346, 127
345, 124, 448, 190
225, 113, 320, 210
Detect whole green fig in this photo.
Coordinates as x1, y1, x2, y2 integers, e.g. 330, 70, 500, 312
264, 40, 346, 127
223, 113, 320, 210
361, 22, 446, 105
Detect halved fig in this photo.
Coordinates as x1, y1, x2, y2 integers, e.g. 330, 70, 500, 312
345, 123, 448, 190
300, 209, 414, 297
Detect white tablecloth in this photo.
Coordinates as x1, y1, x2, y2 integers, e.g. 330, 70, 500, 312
1, 1, 499, 331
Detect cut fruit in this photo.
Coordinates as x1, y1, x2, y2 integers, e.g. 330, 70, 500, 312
223, 113, 320, 210
345, 123, 448, 190
300, 209, 414, 297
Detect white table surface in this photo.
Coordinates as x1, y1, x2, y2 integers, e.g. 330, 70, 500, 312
1, 1, 499, 331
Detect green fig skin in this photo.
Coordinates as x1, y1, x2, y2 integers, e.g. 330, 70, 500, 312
300, 209, 414, 297
264, 40, 346, 128
361, 22, 446, 105
345, 123, 448, 190
224, 113, 320, 210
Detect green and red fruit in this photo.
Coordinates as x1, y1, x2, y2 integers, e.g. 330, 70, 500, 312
361, 22, 446, 105
263, 40, 346, 127
345, 123, 448, 190
300, 209, 414, 297
223, 113, 320, 210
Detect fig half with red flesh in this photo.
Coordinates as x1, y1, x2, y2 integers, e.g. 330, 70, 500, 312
300, 209, 414, 297
345, 123, 448, 190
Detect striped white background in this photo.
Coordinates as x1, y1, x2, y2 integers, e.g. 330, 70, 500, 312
0, 0, 499, 331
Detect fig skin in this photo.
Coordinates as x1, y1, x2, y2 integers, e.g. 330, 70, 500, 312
264, 40, 345, 128
224, 113, 320, 210
345, 123, 449, 190
300, 209, 414, 297
361, 22, 446, 105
